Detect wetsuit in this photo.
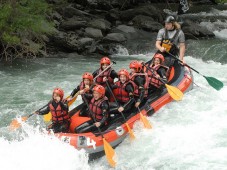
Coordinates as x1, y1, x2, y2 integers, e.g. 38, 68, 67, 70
69, 82, 95, 118
147, 64, 168, 95
130, 73, 147, 104
74, 95, 109, 133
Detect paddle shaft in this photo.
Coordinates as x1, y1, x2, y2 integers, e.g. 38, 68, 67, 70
31, 103, 49, 117
93, 61, 116, 81
82, 94, 104, 138
69, 91, 79, 101
166, 51, 202, 75
10, 103, 49, 130
27, 113, 34, 119
142, 63, 166, 85
167, 52, 224, 91
138, 107, 142, 114
105, 81, 127, 120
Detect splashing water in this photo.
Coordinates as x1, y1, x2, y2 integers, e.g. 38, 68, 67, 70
1, 18, 227, 170
0, 127, 90, 170
0, 55, 226, 170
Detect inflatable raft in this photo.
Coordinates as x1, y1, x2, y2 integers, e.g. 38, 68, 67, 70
55, 61, 193, 159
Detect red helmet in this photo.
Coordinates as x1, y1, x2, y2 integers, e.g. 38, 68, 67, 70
129, 60, 142, 72
53, 88, 64, 100
82, 72, 93, 81
118, 69, 129, 79
100, 57, 111, 66
154, 53, 165, 63
93, 85, 105, 96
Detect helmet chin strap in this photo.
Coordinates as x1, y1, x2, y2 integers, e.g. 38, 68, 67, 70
102, 66, 108, 70
121, 80, 126, 84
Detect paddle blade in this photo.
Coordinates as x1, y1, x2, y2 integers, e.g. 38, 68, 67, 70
103, 138, 116, 167
68, 95, 78, 106
204, 76, 224, 91
165, 84, 184, 101
126, 123, 136, 140
43, 112, 52, 122
140, 113, 152, 129
10, 116, 28, 130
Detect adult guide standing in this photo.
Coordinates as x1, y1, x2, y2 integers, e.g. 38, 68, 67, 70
155, 15, 186, 67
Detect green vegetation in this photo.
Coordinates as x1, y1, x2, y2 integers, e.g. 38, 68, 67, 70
215, 0, 227, 3
0, 0, 55, 62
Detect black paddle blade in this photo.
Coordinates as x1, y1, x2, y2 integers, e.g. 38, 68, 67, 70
204, 76, 224, 91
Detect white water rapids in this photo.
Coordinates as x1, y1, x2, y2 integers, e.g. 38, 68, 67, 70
0, 55, 226, 170
0, 11, 227, 170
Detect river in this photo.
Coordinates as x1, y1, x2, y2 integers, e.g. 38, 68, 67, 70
0, 11, 227, 170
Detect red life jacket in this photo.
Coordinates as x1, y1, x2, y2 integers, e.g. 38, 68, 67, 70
89, 96, 108, 122
49, 102, 69, 123
129, 73, 149, 98
113, 81, 131, 103
95, 68, 114, 87
148, 64, 169, 88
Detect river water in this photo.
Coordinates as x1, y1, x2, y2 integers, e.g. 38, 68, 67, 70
0, 10, 227, 170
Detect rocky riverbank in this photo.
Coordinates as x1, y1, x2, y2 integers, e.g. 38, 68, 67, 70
46, 0, 227, 57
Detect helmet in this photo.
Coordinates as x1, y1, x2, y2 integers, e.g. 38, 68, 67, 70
100, 57, 111, 66
129, 60, 142, 72
82, 72, 93, 81
53, 88, 64, 100
154, 53, 165, 63
93, 85, 105, 96
118, 69, 129, 79
164, 16, 175, 23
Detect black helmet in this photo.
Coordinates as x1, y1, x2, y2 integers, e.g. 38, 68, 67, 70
164, 16, 175, 23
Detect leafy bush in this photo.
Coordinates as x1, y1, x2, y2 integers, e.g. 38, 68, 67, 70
215, 0, 227, 3
0, 0, 56, 62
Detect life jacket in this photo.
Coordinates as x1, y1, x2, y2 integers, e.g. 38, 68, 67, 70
161, 29, 180, 55
89, 96, 108, 122
129, 73, 149, 98
95, 68, 114, 86
149, 64, 169, 88
49, 102, 69, 123
113, 81, 132, 103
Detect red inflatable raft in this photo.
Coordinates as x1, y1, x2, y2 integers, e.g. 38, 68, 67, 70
55, 61, 193, 159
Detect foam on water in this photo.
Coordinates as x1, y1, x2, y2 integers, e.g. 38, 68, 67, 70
214, 29, 227, 40
0, 55, 227, 170
0, 127, 90, 170
90, 57, 227, 169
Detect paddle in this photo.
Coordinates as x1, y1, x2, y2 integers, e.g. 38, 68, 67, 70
82, 95, 116, 167
93, 61, 116, 81
166, 51, 224, 91
44, 62, 117, 122
10, 103, 48, 130
105, 81, 136, 140
43, 93, 79, 122
138, 107, 152, 129
142, 63, 184, 101
44, 61, 116, 122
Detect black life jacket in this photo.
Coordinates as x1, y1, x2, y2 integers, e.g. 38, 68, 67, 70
161, 29, 180, 55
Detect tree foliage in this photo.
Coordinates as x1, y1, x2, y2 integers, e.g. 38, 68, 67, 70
215, 0, 227, 3
0, 0, 56, 62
